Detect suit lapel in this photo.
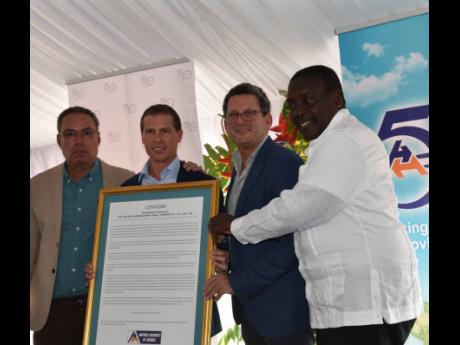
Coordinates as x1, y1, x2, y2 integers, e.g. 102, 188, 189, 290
100, 159, 115, 187
53, 164, 64, 241
234, 138, 271, 216
176, 163, 186, 182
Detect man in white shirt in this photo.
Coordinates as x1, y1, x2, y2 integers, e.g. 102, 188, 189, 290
208, 66, 423, 345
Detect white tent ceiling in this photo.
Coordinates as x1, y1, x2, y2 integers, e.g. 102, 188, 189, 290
30, 0, 428, 151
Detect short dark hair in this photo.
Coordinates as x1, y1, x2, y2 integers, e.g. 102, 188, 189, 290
140, 104, 182, 132
290, 65, 346, 107
57, 106, 99, 132
223, 83, 270, 115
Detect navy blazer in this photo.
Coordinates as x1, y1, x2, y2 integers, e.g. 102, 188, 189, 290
227, 138, 311, 337
121, 161, 223, 336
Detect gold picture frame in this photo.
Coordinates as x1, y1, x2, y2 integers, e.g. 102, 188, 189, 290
83, 180, 220, 345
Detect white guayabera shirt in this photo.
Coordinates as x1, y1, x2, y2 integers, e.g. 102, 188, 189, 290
231, 109, 423, 329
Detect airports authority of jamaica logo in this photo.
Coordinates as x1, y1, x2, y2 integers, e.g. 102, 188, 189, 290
127, 330, 162, 344
377, 105, 429, 209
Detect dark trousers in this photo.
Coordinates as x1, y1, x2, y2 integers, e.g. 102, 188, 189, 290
316, 318, 416, 345
241, 321, 314, 345
33, 295, 87, 345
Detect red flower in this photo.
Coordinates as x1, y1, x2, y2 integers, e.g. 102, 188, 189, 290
271, 112, 298, 146
217, 156, 231, 164
220, 171, 232, 178
270, 114, 290, 134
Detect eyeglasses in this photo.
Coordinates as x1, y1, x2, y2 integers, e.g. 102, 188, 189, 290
59, 128, 97, 139
220, 109, 264, 123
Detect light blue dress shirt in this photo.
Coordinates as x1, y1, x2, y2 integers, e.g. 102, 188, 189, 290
138, 157, 180, 185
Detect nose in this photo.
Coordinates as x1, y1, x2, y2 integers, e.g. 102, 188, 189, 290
235, 113, 246, 124
153, 133, 163, 142
291, 108, 306, 119
74, 133, 86, 143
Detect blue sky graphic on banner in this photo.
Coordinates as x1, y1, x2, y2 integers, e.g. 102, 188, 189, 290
338, 13, 428, 345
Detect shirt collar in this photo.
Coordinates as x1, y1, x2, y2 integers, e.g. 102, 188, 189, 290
63, 159, 101, 183
232, 136, 269, 175
305, 108, 350, 155
138, 157, 180, 183
323, 108, 349, 136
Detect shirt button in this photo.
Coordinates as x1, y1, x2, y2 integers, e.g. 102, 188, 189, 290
74, 247, 78, 251
79, 188, 83, 192
72, 288, 76, 292
77, 208, 81, 212
76, 227, 80, 231
89, 177, 93, 181
72, 268, 76, 272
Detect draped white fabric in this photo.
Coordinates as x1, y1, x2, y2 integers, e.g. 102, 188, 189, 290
30, 0, 429, 153
30, 143, 64, 178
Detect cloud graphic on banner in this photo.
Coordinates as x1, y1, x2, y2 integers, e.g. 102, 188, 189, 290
363, 42, 385, 57
394, 52, 428, 74
343, 52, 427, 107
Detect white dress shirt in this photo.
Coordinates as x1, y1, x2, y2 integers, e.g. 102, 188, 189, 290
231, 109, 423, 329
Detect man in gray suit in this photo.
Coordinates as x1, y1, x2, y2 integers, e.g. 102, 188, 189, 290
30, 106, 134, 345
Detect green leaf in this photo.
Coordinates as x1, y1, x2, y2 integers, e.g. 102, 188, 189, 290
215, 145, 230, 156
204, 143, 220, 161
222, 134, 237, 152
411, 301, 429, 345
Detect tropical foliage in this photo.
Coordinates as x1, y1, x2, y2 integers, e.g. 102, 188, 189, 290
217, 323, 243, 345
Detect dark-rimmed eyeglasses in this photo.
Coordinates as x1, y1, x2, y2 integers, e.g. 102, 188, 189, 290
219, 109, 264, 123
59, 128, 97, 139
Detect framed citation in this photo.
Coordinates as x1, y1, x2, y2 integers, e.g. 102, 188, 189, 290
83, 180, 220, 345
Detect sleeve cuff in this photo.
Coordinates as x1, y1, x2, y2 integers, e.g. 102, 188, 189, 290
230, 217, 250, 244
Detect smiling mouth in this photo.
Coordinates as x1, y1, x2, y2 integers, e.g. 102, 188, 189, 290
235, 128, 250, 133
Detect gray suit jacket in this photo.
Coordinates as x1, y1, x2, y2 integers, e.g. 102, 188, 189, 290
30, 159, 134, 330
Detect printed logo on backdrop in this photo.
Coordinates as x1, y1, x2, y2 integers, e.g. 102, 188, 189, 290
177, 69, 192, 81
108, 131, 122, 144
159, 97, 175, 107
124, 103, 137, 115
104, 82, 118, 95
71, 89, 86, 101
377, 105, 429, 209
183, 121, 198, 133
127, 330, 161, 344
140, 75, 156, 88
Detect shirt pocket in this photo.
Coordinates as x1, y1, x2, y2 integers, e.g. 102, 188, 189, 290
304, 253, 345, 308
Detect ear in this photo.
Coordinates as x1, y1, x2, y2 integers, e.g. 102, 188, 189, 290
97, 132, 101, 145
177, 129, 183, 143
56, 134, 62, 148
265, 113, 273, 128
332, 90, 343, 108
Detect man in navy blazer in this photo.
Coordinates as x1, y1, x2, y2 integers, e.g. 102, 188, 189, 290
205, 84, 313, 345
86, 104, 224, 337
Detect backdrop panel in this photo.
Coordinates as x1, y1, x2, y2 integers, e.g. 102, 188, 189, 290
68, 61, 203, 173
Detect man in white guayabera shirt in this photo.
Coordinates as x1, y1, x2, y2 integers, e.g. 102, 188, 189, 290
207, 65, 423, 345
